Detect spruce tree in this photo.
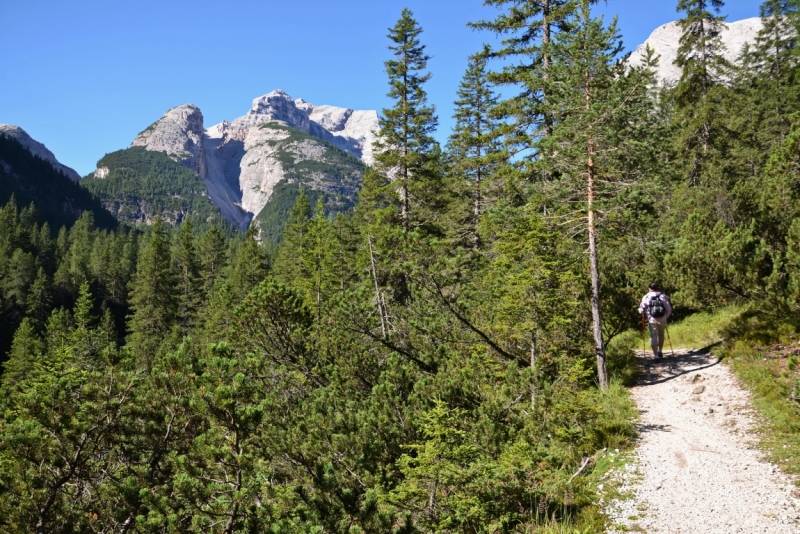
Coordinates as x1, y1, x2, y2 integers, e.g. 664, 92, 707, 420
26, 267, 52, 329
301, 198, 339, 323
447, 52, 504, 250
471, 0, 588, 158
172, 220, 201, 336
273, 188, 311, 284
230, 226, 268, 299
2, 318, 43, 385
127, 216, 175, 361
673, 0, 729, 185
373, 8, 439, 234
198, 225, 228, 299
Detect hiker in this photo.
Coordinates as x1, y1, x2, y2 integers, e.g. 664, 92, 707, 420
638, 282, 672, 359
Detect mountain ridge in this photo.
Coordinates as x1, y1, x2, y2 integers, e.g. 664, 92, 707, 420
0, 124, 82, 182
108, 89, 374, 232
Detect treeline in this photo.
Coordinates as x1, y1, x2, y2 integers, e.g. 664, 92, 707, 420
1, 0, 799, 532
0, 133, 117, 231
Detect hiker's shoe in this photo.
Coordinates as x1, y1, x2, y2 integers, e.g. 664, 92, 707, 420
658, 351, 664, 359
654, 353, 662, 360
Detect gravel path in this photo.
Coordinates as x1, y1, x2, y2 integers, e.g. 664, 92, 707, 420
607, 348, 800, 533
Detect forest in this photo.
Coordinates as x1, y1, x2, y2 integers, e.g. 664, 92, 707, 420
1, 0, 799, 532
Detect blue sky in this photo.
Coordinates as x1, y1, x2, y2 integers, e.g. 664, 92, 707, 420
0, 0, 759, 176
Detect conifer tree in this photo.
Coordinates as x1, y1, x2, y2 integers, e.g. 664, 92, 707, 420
273, 188, 311, 284
447, 52, 504, 250
2, 318, 42, 385
373, 8, 439, 234
230, 226, 268, 299
127, 216, 175, 361
471, 0, 588, 159
198, 225, 228, 299
673, 0, 729, 185
534, 1, 657, 388
172, 220, 201, 336
26, 267, 52, 329
738, 0, 800, 146
302, 199, 339, 323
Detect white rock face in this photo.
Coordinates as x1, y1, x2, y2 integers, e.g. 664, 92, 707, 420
131, 104, 207, 177
628, 17, 764, 86
0, 124, 82, 181
129, 90, 377, 230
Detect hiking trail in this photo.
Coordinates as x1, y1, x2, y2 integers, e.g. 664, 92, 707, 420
606, 348, 800, 533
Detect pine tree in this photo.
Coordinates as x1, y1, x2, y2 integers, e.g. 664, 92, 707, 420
301, 199, 339, 323
447, 52, 505, 250
230, 226, 268, 299
673, 0, 729, 185
273, 188, 311, 284
2, 318, 43, 385
26, 267, 52, 329
172, 220, 201, 336
127, 216, 175, 361
471, 0, 589, 159
198, 225, 228, 299
373, 8, 439, 234
534, 1, 657, 388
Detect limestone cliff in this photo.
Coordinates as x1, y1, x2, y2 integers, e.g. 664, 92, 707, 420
628, 17, 764, 85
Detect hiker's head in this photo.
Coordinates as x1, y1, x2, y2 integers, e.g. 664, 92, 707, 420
648, 282, 660, 292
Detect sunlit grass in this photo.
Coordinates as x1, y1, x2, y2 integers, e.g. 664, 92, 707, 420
664, 305, 743, 349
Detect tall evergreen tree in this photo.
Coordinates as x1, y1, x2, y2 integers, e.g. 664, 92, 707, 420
230, 226, 268, 299
673, 0, 729, 185
373, 8, 439, 234
198, 225, 228, 299
26, 267, 52, 329
127, 216, 175, 361
534, 1, 657, 388
471, 0, 589, 162
447, 52, 505, 250
172, 220, 201, 336
273, 188, 311, 284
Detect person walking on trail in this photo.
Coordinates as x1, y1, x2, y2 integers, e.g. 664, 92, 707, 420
638, 282, 672, 359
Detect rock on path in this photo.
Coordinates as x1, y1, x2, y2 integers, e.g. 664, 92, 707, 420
607, 349, 800, 533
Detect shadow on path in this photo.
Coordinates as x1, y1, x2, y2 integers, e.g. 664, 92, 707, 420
635, 422, 672, 434
635, 343, 722, 387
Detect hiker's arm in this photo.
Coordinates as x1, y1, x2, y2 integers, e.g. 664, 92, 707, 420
637, 295, 646, 314
664, 295, 673, 319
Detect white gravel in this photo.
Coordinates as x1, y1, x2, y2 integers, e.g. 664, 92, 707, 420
606, 349, 800, 533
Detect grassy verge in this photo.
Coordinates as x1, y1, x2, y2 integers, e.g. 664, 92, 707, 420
724, 337, 800, 477
662, 305, 742, 349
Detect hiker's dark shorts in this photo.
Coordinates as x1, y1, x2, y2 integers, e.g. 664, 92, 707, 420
648, 321, 666, 348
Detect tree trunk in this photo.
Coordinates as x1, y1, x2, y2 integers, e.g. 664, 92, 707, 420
586, 73, 608, 390
530, 331, 537, 409
368, 235, 387, 339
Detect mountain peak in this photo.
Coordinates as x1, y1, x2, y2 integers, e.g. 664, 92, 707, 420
628, 17, 764, 85
130, 104, 206, 177
0, 124, 81, 181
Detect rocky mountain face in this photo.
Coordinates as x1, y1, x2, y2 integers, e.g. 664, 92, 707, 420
102, 90, 377, 233
0, 124, 82, 181
628, 17, 763, 85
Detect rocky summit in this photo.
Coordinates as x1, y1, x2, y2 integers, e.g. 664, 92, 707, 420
0, 124, 82, 181
628, 17, 764, 86
101, 90, 377, 232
